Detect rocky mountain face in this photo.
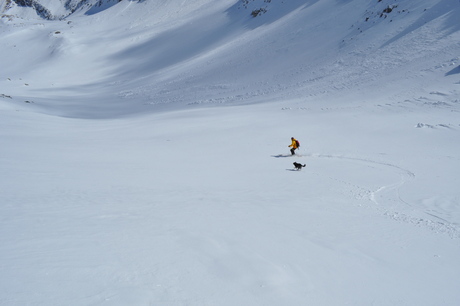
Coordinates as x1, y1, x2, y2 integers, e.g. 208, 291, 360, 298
0, 0, 144, 19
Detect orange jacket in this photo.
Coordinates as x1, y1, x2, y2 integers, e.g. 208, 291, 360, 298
289, 138, 298, 149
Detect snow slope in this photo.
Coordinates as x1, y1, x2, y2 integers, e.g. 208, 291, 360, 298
1, 0, 460, 305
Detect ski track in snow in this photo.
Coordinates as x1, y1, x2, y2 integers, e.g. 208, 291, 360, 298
303, 153, 460, 239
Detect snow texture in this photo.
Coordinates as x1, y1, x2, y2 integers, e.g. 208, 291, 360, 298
1, 0, 460, 305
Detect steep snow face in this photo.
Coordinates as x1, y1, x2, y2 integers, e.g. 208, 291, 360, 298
0, 0, 459, 118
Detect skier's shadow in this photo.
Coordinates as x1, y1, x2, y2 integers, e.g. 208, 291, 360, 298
271, 154, 292, 158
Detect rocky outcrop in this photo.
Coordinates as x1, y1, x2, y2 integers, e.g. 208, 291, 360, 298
0, 0, 138, 20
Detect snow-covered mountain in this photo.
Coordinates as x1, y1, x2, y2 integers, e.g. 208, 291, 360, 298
0, 0, 126, 19
1, 0, 460, 305
1, 0, 458, 117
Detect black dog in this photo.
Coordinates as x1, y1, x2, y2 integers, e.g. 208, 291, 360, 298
293, 162, 306, 170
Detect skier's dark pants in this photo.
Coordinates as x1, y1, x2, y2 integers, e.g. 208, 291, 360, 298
290, 148, 296, 155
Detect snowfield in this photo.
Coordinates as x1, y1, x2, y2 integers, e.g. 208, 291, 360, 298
1, 0, 460, 305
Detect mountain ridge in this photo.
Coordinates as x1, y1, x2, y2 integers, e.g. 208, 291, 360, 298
0, 0, 141, 19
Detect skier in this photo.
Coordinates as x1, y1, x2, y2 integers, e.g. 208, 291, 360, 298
288, 137, 300, 155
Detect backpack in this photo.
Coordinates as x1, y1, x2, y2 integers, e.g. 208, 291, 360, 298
295, 140, 300, 148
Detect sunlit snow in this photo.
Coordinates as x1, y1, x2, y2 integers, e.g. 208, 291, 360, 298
1, 0, 460, 305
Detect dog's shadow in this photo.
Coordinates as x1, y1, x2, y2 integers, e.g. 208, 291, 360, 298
286, 169, 301, 171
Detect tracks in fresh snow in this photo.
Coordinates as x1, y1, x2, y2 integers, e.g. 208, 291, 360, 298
307, 153, 460, 238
